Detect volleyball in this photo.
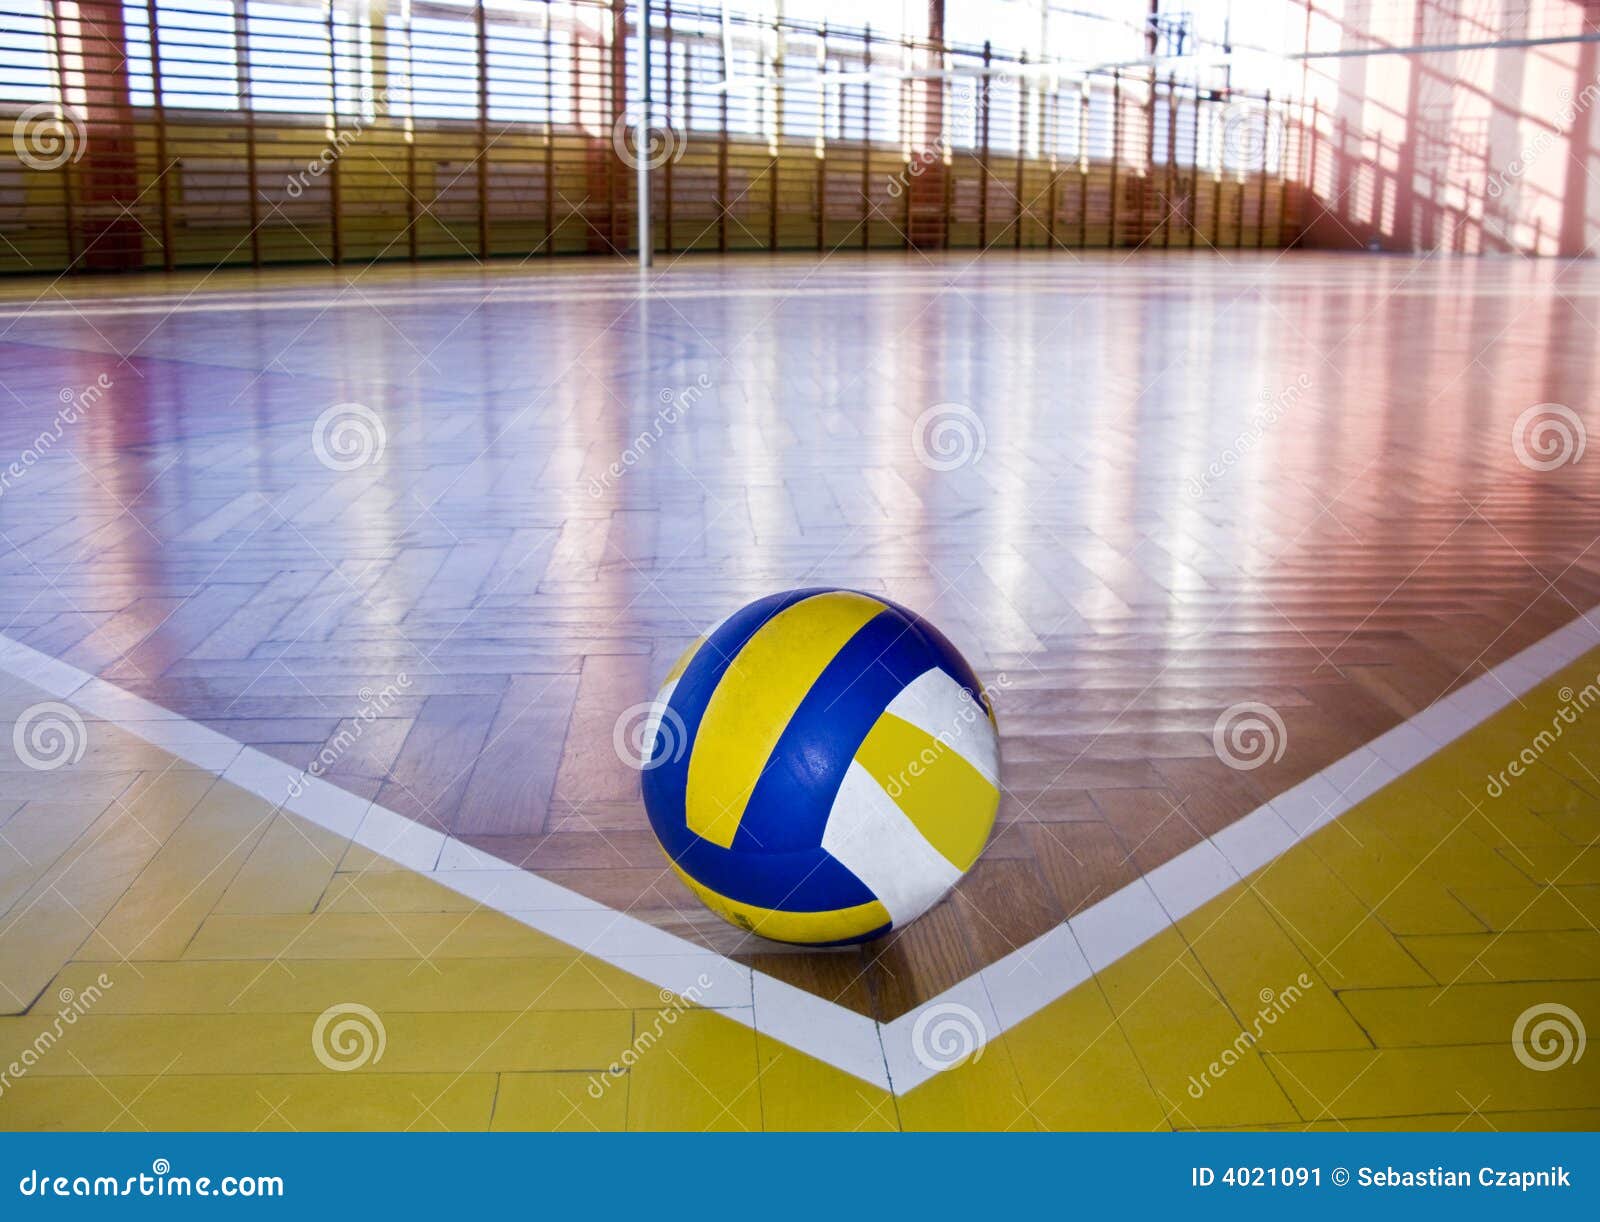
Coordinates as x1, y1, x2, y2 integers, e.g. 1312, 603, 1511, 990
639, 588, 1001, 945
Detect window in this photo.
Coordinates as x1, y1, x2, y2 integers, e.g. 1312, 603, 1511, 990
125, 0, 240, 111
487, 14, 571, 125
12, 0, 1301, 152
122, 0, 373, 115
409, 12, 478, 120
0, 0, 57, 104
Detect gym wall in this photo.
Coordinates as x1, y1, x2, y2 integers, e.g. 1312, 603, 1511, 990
1289, 0, 1600, 256
0, 0, 1299, 275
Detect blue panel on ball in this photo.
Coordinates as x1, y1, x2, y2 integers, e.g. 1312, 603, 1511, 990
876, 593, 992, 714
732, 605, 934, 852
640, 586, 880, 915
659, 830, 879, 915
640, 586, 825, 838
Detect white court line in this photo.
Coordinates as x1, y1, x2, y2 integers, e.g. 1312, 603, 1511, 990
0, 278, 1585, 322
0, 283, 1272, 321
2, 611, 1597, 1095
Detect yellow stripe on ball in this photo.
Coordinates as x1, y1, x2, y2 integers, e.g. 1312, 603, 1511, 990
685, 590, 885, 848
853, 711, 999, 872
666, 860, 891, 944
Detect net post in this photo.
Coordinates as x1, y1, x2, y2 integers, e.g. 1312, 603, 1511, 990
636, 0, 652, 268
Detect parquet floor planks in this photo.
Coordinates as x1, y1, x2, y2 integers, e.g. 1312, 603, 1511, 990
1, 251, 1598, 1020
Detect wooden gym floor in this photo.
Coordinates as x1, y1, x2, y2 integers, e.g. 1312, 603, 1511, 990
0, 251, 1598, 1129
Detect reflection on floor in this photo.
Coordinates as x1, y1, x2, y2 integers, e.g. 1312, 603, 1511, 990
0, 252, 1598, 1023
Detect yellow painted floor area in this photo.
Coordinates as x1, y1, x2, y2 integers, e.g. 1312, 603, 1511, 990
2, 651, 1598, 1131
